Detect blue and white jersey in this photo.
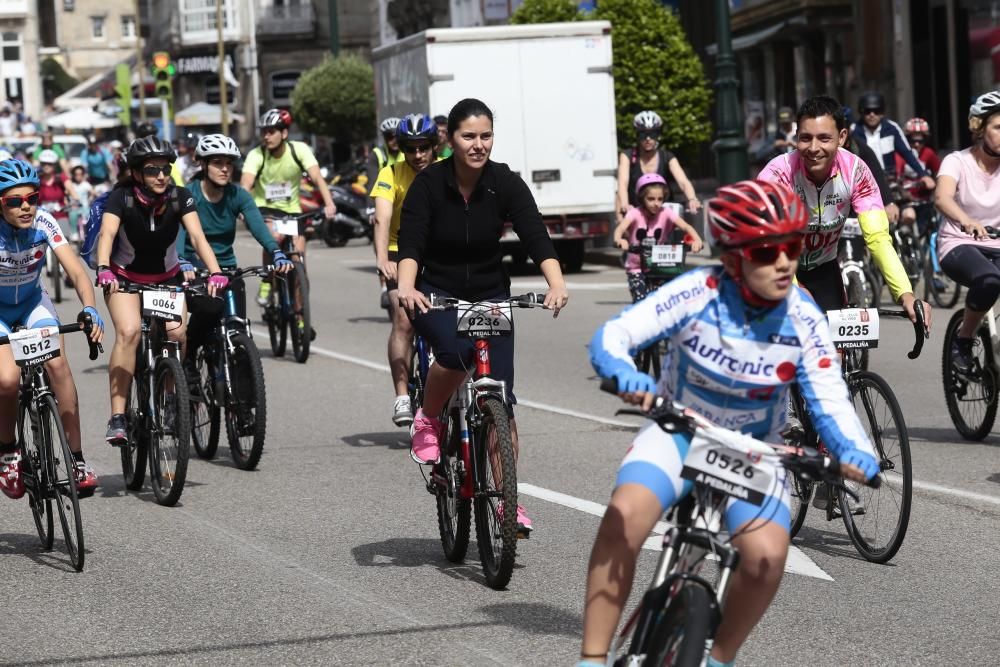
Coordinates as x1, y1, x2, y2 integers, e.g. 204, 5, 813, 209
589, 266, 875, 460
0, 209, 68, 305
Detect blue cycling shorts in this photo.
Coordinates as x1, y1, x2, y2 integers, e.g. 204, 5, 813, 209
615, 421, 793, 533
0, 291, 59, 336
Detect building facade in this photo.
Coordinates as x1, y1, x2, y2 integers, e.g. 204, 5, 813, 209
0, 0, 42, 118
39, 0, 138, 81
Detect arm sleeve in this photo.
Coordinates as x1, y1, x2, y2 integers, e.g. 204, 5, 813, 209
505, 170, 558, 265
369, 164, 396, 201
237, 188, 280, 254
396, 173, 432, 264
177, 187, 198, 216
852, 160, 913, 299
893, 127, 928, 176
757, 154, 793, 190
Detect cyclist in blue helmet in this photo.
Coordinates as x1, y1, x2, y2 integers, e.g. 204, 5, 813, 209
0, 159, 105, 500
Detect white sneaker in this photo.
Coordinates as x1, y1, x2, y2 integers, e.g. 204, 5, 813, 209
392, 395, 414, 427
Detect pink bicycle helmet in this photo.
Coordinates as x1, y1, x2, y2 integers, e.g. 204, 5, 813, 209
635, 173, 668, 196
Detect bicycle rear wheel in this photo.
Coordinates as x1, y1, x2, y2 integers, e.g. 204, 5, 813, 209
19, 401, 53, 549
225, 333, 267, 470
121, 377, 148, 491
191, 347, 220, 459
149, 357, 191, 506
924, 252, 961, 308
642, 584, 713, 666
942, 309, 998, 440
473, 397, 518, 590
435, 408, 471, 562
41, 395, 84, 571
289, 261, 311, 363
266, 278, 287, 358
841, 371, 912, 563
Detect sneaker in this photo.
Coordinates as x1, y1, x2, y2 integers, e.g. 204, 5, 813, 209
256, 281, 272, 307
392, 395, 414, 427
951, 337, 974, 375
0, 449, 24, 499
781, 416, 805, 443
410, 408, 441, 464
105, 413, 128, 445
74, 460, 98, 497
380, 289, 390, 311
296, 318, 318, 342
497, 501, 534, 537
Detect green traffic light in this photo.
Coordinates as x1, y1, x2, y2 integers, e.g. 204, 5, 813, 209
167, 64, 176, 76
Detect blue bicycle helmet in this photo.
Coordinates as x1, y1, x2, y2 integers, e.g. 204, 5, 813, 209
0, 159, 39, 193
396, 113, 438, 145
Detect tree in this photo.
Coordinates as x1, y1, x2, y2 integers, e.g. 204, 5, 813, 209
510, 0, 712, 156
510, 0, 582, 24
291, 54, 375, 145
41, 58, 78, 104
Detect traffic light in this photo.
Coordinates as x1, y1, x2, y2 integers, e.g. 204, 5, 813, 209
151, 51, 175, 100
114, 63, 131, 126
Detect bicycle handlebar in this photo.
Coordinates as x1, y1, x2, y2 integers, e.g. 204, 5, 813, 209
428, 293, 550, 310
0, 317, 102, 362
598, 377, 880, 491
876, 299, 927, 360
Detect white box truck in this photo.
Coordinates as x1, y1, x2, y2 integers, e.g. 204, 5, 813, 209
372, 21, 618, 272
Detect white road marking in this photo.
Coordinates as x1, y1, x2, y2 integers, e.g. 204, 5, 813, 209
909, 479, 1000, 507
518, 483, 834, 581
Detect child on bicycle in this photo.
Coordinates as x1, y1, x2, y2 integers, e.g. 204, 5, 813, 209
612, 173, 704, 302
0, 159, 105, 499
582, 180, 879, 667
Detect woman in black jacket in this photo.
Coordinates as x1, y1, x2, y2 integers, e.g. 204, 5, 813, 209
396, 98, 570, 535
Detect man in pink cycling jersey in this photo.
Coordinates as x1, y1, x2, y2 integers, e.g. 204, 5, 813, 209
759, 95, 930, 327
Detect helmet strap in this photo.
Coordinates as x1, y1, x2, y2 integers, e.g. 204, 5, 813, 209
982, 141, 1000, 160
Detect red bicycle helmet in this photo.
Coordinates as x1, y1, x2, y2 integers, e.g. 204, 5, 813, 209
904, 117, 930, 135
707, 180, 806, 248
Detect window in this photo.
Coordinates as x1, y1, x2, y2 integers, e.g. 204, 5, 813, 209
121, 14, 136, 39
180, 0, 239, 36
1, 33, 20, 63
91, 16, 105, 39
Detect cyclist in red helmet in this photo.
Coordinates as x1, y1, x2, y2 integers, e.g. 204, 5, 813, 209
584, 180, 879, 667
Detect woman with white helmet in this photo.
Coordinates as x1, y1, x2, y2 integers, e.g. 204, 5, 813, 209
177, 134, 293, 377
37, 148, 79, 237
936, 90, 1000, 373
614, 110, 701, 225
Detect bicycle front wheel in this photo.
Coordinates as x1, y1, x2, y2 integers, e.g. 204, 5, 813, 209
149, 357, 191, 506
19, 401, 53, 549
266, 277, 287, 357
435, 408, 471, 562
473, 397, 518, 590
41, 395, 84, 571
643, 583, 713, 666
121, 377, 148, 491
943, 309, 998, 440
841, 371, 912, 563
844, 273, 870, 371
191, 347, 220, 460
289, 261, 311, 363
225, 333, 267, 470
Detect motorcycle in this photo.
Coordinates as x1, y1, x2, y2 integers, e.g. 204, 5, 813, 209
322, 183, 374, 248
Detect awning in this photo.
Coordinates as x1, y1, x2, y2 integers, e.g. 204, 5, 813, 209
44, 107, 121, 130
706, 16, 806, 55
173, 102, 245, 127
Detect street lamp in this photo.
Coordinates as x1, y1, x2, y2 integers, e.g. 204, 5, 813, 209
711, 0, 749, 185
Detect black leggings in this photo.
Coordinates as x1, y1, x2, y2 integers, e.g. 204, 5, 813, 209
940, 244, 1000, 311
796, 259, 844, 313
185, 277, 246, 361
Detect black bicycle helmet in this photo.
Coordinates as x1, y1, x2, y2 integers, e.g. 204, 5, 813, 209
126, 135, 176, 168
858, 92, 885, 112
135, 121, 158, 138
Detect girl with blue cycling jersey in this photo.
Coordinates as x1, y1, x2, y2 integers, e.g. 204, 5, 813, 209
581, 181, 879, 667
0, 159, 105, 500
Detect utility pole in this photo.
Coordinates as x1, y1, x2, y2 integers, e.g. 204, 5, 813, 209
247, 0, 261, 124
217, 0, 229, 135
329, 0, 340, 56
711, 0, 748, 184
134, 0, 146, 123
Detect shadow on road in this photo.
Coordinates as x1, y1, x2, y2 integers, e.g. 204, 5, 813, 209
352, 536, 526, 586
94, 472, 205, 506
342, 431, 409, 451
0, 531, 85, 573
908, 426, 995, 446
347, 315, 390, 324
793, 524, 895, 565
478, 601, 581, 637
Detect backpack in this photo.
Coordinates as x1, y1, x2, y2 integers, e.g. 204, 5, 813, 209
81, 187, 180, 269
248, 141, 307, 191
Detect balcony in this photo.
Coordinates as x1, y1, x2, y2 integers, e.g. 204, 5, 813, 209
0, 0, 29, 18
257, 2, 316, 39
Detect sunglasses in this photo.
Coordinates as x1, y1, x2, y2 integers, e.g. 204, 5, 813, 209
910, 137, 925, 145
401, 143, 432, 154
736, 237, 803, 264
1, 192, 40, 209
637, 131, 661, 141
141, 165, 171, 178
863, 109, 883, 116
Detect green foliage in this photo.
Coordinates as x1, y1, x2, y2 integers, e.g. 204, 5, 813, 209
41, 58, 78, 102
511, 0, 712, 156
510, 0, 582, 24
291, 54, 375, 144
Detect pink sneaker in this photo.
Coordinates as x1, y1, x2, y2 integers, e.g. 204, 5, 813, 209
497, 502, 533, 537
410, 409, 442, 464
0, 449, 25, 500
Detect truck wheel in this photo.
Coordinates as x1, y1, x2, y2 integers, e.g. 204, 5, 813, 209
557, 241, 585, 274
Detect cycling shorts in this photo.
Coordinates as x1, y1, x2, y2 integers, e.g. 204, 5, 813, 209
795, 259, 844, 313
412, 280, 516, 409
0, 291, 59, 336
616, 421, 793, 533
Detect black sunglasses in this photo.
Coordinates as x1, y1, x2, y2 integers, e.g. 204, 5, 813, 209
863, 108, 883, 116
401, 144, 433, 154
637, 131, 661, 141
142, 165, 171, 177
1, 192, 40, 209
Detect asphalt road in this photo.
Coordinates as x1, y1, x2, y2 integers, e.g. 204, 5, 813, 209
3, 238, 999, 666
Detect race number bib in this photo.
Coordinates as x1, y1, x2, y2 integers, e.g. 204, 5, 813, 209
10, 327, 61, 367
142, 290, 183, 322
650, 244, 685, 266
264, 182, 292, 202
827, 308, 880, 349
680, 434, 772, 506
272, 216, 299, 237
456, 302, 513, 337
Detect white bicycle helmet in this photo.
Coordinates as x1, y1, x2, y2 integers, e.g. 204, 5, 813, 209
633, 110, 663, 131
379, 117, 401, 134
196, 134, 241, 160
970, 90, 1000, 119
37, 149, 59, 165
